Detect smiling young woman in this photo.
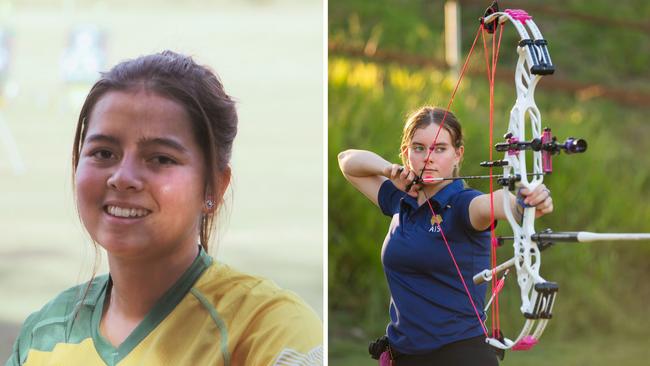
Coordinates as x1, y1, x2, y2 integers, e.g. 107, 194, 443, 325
6, 51, 322, 366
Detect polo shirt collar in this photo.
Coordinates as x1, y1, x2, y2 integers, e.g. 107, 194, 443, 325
401, 179, 464, 211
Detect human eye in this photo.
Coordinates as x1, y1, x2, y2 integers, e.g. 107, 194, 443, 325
411, 144, 425, 153
431, 144, 448, 153
150, 155, 178, 166
89, 149, 115, 161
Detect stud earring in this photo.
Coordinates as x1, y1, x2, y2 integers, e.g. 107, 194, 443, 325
205, 199, 215, 210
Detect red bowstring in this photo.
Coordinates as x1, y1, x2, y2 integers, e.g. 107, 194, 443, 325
421, 24, 483, 166
481, 21, 505, 337
419, 23, 489, 338
492, 22, 505, 336
419, 19, 507, 339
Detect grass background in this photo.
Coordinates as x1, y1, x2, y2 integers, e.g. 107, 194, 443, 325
0, 0, 323, 361
328, 0, 650, 365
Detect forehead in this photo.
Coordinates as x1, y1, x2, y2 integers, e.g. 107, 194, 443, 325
411, 123, 453, 144
85, 90, 196, 144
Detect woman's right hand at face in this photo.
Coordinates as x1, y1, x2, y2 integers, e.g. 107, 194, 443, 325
384, 164, 419, 197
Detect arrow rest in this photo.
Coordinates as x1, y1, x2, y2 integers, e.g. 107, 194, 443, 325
497, 174, 520, 191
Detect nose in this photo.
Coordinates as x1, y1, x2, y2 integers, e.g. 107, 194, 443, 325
106, 155, 144, 192
424, 147, 435, 164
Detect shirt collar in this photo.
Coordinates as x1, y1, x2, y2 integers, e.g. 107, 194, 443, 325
401, 179, 465, 211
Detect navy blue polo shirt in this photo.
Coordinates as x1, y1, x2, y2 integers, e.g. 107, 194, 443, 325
378, 179, 491, 354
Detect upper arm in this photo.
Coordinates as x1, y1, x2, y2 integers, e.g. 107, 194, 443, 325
6, 312, 37, 366
341, 173, 387, 207
468, 189, 515, 231
231, 299, 323, 366
468, 193, 492, 231
337, 149, 390, 207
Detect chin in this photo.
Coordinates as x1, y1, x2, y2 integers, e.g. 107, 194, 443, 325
96, 235, 150, 257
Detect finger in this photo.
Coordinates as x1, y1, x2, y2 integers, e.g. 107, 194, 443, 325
528, 191, 551, 207
407, 181, 422, 197
520, 184, 546, 196
393, 165, 403, 179
393, 165, 406, 180
405, 174, 420, 193
536, 203, 553, 217
403, 169, 412, 181
523, 185, 551, 206
526, 192, 544, 206
535, 197, 553, 215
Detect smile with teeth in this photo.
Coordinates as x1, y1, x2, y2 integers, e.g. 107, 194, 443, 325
105, 205, 151, 218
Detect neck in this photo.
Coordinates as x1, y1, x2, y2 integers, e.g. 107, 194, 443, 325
106, 244, 199, 320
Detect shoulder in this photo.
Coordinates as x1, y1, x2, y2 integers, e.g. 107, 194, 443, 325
192, 262, 323, 365
449, 187, 489, 232
378, 179, 403, 216
8, 275, 108, 364
20, 275, 106, 333
451, 186, 483, 208
193, 262, 321, 329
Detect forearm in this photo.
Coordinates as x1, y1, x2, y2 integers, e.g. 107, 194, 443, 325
491, 189, 519, 222
470, 189, 519, 231
471, 185, 553, 230
337, 149, 391, 179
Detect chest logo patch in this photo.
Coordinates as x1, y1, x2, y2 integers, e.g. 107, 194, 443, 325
431, 214, 443, 226
429, 214, 443, 233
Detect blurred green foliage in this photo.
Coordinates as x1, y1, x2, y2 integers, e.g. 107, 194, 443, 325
329, 0, 650, 91
329, 0, 650, 364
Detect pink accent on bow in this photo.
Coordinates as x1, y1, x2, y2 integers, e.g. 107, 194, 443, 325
505, 9, 533, 23
512, 335, 538, 350
379, 351, 392, 366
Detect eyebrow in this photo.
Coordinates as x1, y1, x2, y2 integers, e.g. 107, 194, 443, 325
84, 134, 190, 154
411, 141, 450, 147
138, 137, 190, 154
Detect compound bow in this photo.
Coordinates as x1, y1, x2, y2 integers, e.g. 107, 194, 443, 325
416, 0, 650, 355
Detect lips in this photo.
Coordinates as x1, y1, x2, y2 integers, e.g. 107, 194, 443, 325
422, 169, 437, 176
103, 204, 151, 219
421, 169, 438, 183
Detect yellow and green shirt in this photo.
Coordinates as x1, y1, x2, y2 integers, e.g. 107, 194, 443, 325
5, 249, 323, 365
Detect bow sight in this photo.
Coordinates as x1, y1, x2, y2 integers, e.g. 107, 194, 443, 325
491, 128, 587, 174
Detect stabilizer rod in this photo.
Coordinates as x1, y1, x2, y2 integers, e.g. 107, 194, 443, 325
474, 230, 650, 284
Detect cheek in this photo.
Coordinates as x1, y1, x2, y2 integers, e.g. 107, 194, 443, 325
156, 173, 204, 211
75, 165, 103, 207
74, 165, 106, 229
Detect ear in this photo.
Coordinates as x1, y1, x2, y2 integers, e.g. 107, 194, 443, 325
455, 145, 464, 164
203, 167, 231, 214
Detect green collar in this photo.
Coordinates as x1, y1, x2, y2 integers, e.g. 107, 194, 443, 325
91, 247, 212, 365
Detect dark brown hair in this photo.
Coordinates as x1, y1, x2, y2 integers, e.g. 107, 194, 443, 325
399, 106, 464, 176
72, 50, 238, 250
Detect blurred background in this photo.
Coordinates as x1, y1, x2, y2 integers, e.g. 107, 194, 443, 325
0, 0, 323, 360
329, 0, 649, 365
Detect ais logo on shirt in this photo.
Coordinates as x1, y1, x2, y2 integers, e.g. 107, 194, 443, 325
429, 214, 443, 233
